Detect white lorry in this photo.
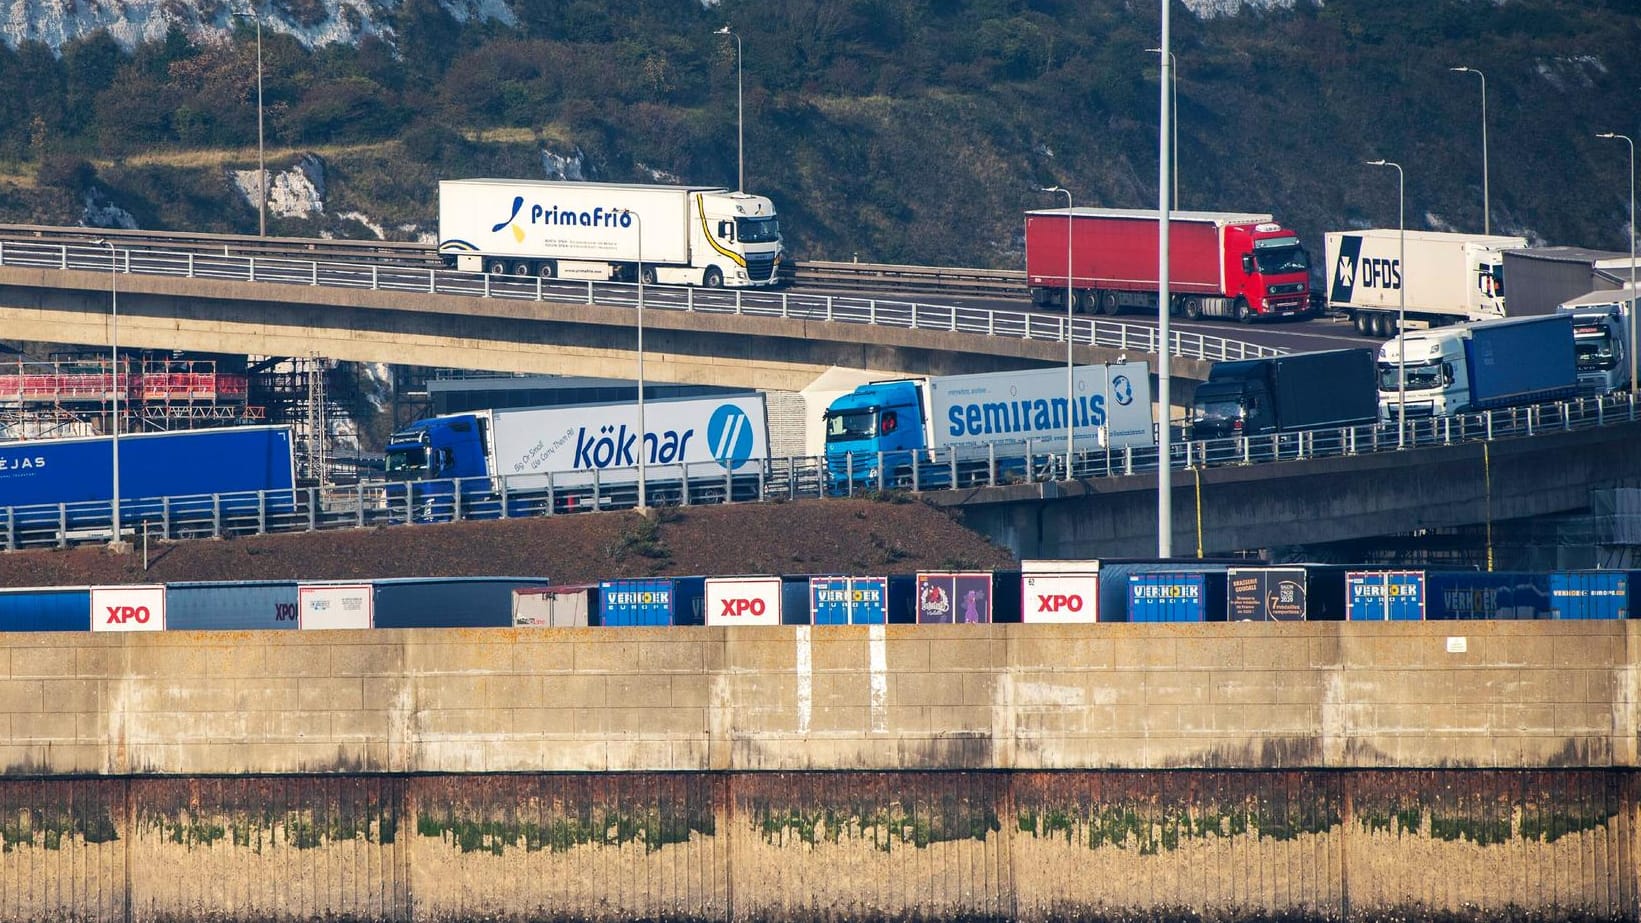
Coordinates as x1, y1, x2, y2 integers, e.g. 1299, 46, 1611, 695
1325, 229, 1528, 336
1557, 284, 1636, 395
437, 179, 783, 288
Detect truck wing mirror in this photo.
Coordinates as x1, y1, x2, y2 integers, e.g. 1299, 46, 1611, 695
1241, 253, 1254, 274
717, 220, 735, 241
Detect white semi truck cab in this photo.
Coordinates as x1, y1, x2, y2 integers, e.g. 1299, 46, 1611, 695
1558, 285, 1635, 396
1376, 328, 1469, 420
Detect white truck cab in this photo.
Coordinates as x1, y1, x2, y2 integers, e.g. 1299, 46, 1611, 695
1377, 327, 1469, 420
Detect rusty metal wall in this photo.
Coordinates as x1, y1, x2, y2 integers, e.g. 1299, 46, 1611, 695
0, 770, 1634, 922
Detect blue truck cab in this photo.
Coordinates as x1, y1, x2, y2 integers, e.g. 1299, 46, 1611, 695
822, 380, 932, 493
384, 414, 489, 486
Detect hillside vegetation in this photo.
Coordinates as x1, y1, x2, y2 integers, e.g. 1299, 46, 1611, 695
1, 0, 1637, 267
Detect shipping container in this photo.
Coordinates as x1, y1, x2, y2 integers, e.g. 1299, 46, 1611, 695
1226, 567, 1309, 621
0, 585, 90, 632
705, 576, 783, 627
808, 576, 889, 625
1128, 572, 1228, 623
599, 578, 688, 627
372, 577, 547, 629
1548, 571, 1636, 620
1346, 571, 1426, 621
916, 572, 993, 624
298, 582, 374, 630
90, 584, 166, 632
1020, 560, 1099, 623
1426, 571, 1552, 620
165, 581, 300, 631
1097, 560, 1245, 622
512, 585, 592, 627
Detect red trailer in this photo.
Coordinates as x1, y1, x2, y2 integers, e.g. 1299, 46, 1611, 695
1025, 208, 1314, 323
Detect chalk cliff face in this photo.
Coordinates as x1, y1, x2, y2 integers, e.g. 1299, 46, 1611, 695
1, 0, 1289, 52
0, 0, 517, 51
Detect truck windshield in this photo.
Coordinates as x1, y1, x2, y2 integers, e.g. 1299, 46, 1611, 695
1378, 361, 1445, 392
383, 447, 427, 479
1574, 332, 1617, 371
737, 216, 780, 244
1253, 246, 1309, 275
825, 410, 877, 442
1191, 399, 1243, 424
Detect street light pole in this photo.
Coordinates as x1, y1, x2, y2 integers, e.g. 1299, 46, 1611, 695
1449, 66, 1488, 235
1042, 185, 1074, 477
1146, 48, 1178, 206
1156, 8, 1173, 558
94, 239, 122, 547
715, 26, 743, 192
624, 209, 648, 509
1366, 159, 1407, 447
1597, 132, 1637, 395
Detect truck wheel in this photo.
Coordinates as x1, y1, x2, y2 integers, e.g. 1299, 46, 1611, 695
641, 265, 657, 286
703, 267, 724, 288
1371, 313, 1390, 337
486, 259, 507, 275
1353, 313, 1371, 335
1030, 287, 1052, 307
537, 261, 556, 279
1074, 290, 1098, 314
1099, 291, 1120, 316
510, 262, 531, 276
1234, 298, 1252, 323
1184, 297, 1203, 320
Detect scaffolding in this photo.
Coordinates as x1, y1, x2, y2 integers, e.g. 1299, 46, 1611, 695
0, 354, 261, 439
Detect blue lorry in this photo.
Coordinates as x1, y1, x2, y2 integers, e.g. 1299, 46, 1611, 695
822, 363, 1154, 494
1376, 313, 1579, 419
0, 425, 297, 531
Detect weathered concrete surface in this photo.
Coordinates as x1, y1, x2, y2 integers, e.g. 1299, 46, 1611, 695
0, 770, 1633, 922
933, 415, 1641, 558
0, 265, 1196, 392
2, 621, 1639, 776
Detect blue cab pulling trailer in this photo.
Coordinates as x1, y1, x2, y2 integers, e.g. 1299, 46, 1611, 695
0, 425, 296, 528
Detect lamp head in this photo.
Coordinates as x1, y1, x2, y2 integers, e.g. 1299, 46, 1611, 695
1364, 159, 1387, 166
715, 25, 731, 35
1041, 185, 1066, 194
1449, 66, 1471, 74
1597, 132, 1618, 140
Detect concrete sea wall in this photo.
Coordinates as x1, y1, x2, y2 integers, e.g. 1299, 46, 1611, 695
1, 622, 1638, 921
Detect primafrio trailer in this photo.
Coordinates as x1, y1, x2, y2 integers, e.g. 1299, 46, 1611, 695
1325, 229, 1528, 336
437, 179, 783, 288
1025, 208, 1314, 322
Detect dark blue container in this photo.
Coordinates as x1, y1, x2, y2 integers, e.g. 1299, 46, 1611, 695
166, 581, 300, 630
372, 577, 547, 628
597, 577, 706, 626
1548, 571, 1636, 620
809, 576, 888, 625
0, 586, 91, 631
1347, 571, 1426, 621
1127, 572, 1217, 622
1426, 572, 1552, 620
1098, 560, 1241, 623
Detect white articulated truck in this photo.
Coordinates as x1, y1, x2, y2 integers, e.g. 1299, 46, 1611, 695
437, 179, 783, 288
1325, 230, 1528, 336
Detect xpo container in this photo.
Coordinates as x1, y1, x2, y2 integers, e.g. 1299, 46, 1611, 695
1548, 571, 1636, 620
1025, 209, 1313, 321
165, 581, 300, 631
437, 179, 782, 287
1346, 571, 1426, 621
1326, 229, 1528, 336
916, 572, 993, 624
1020, 560, 1099, 623
0, 586, 91, 632
705, 576, 782, 626
298, 583, 373, 630
90, 584, 166, 632
823, 362, 1153, 493
809, 576, 888, 625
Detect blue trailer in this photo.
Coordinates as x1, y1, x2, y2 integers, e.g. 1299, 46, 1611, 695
165, 581, 300, 631
0, 586, 91, 631
372, 577, 549, 629
1347, 571, 1426, 621
1426, 571, 1551, 620
1548, 571, 1636, 620
1464, 314, 1579, 410
0, 425, 297, 529
598, 577, 706, 626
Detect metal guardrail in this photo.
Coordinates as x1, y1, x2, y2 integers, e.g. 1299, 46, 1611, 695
0, 238, 1279, 364
5, 393, 1634, 552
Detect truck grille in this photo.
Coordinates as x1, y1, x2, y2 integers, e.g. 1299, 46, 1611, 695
1268, 282, 1307, 295
745, 255, 777, 282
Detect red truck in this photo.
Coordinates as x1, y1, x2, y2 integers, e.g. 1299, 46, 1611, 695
1025, 208, 1314, 323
